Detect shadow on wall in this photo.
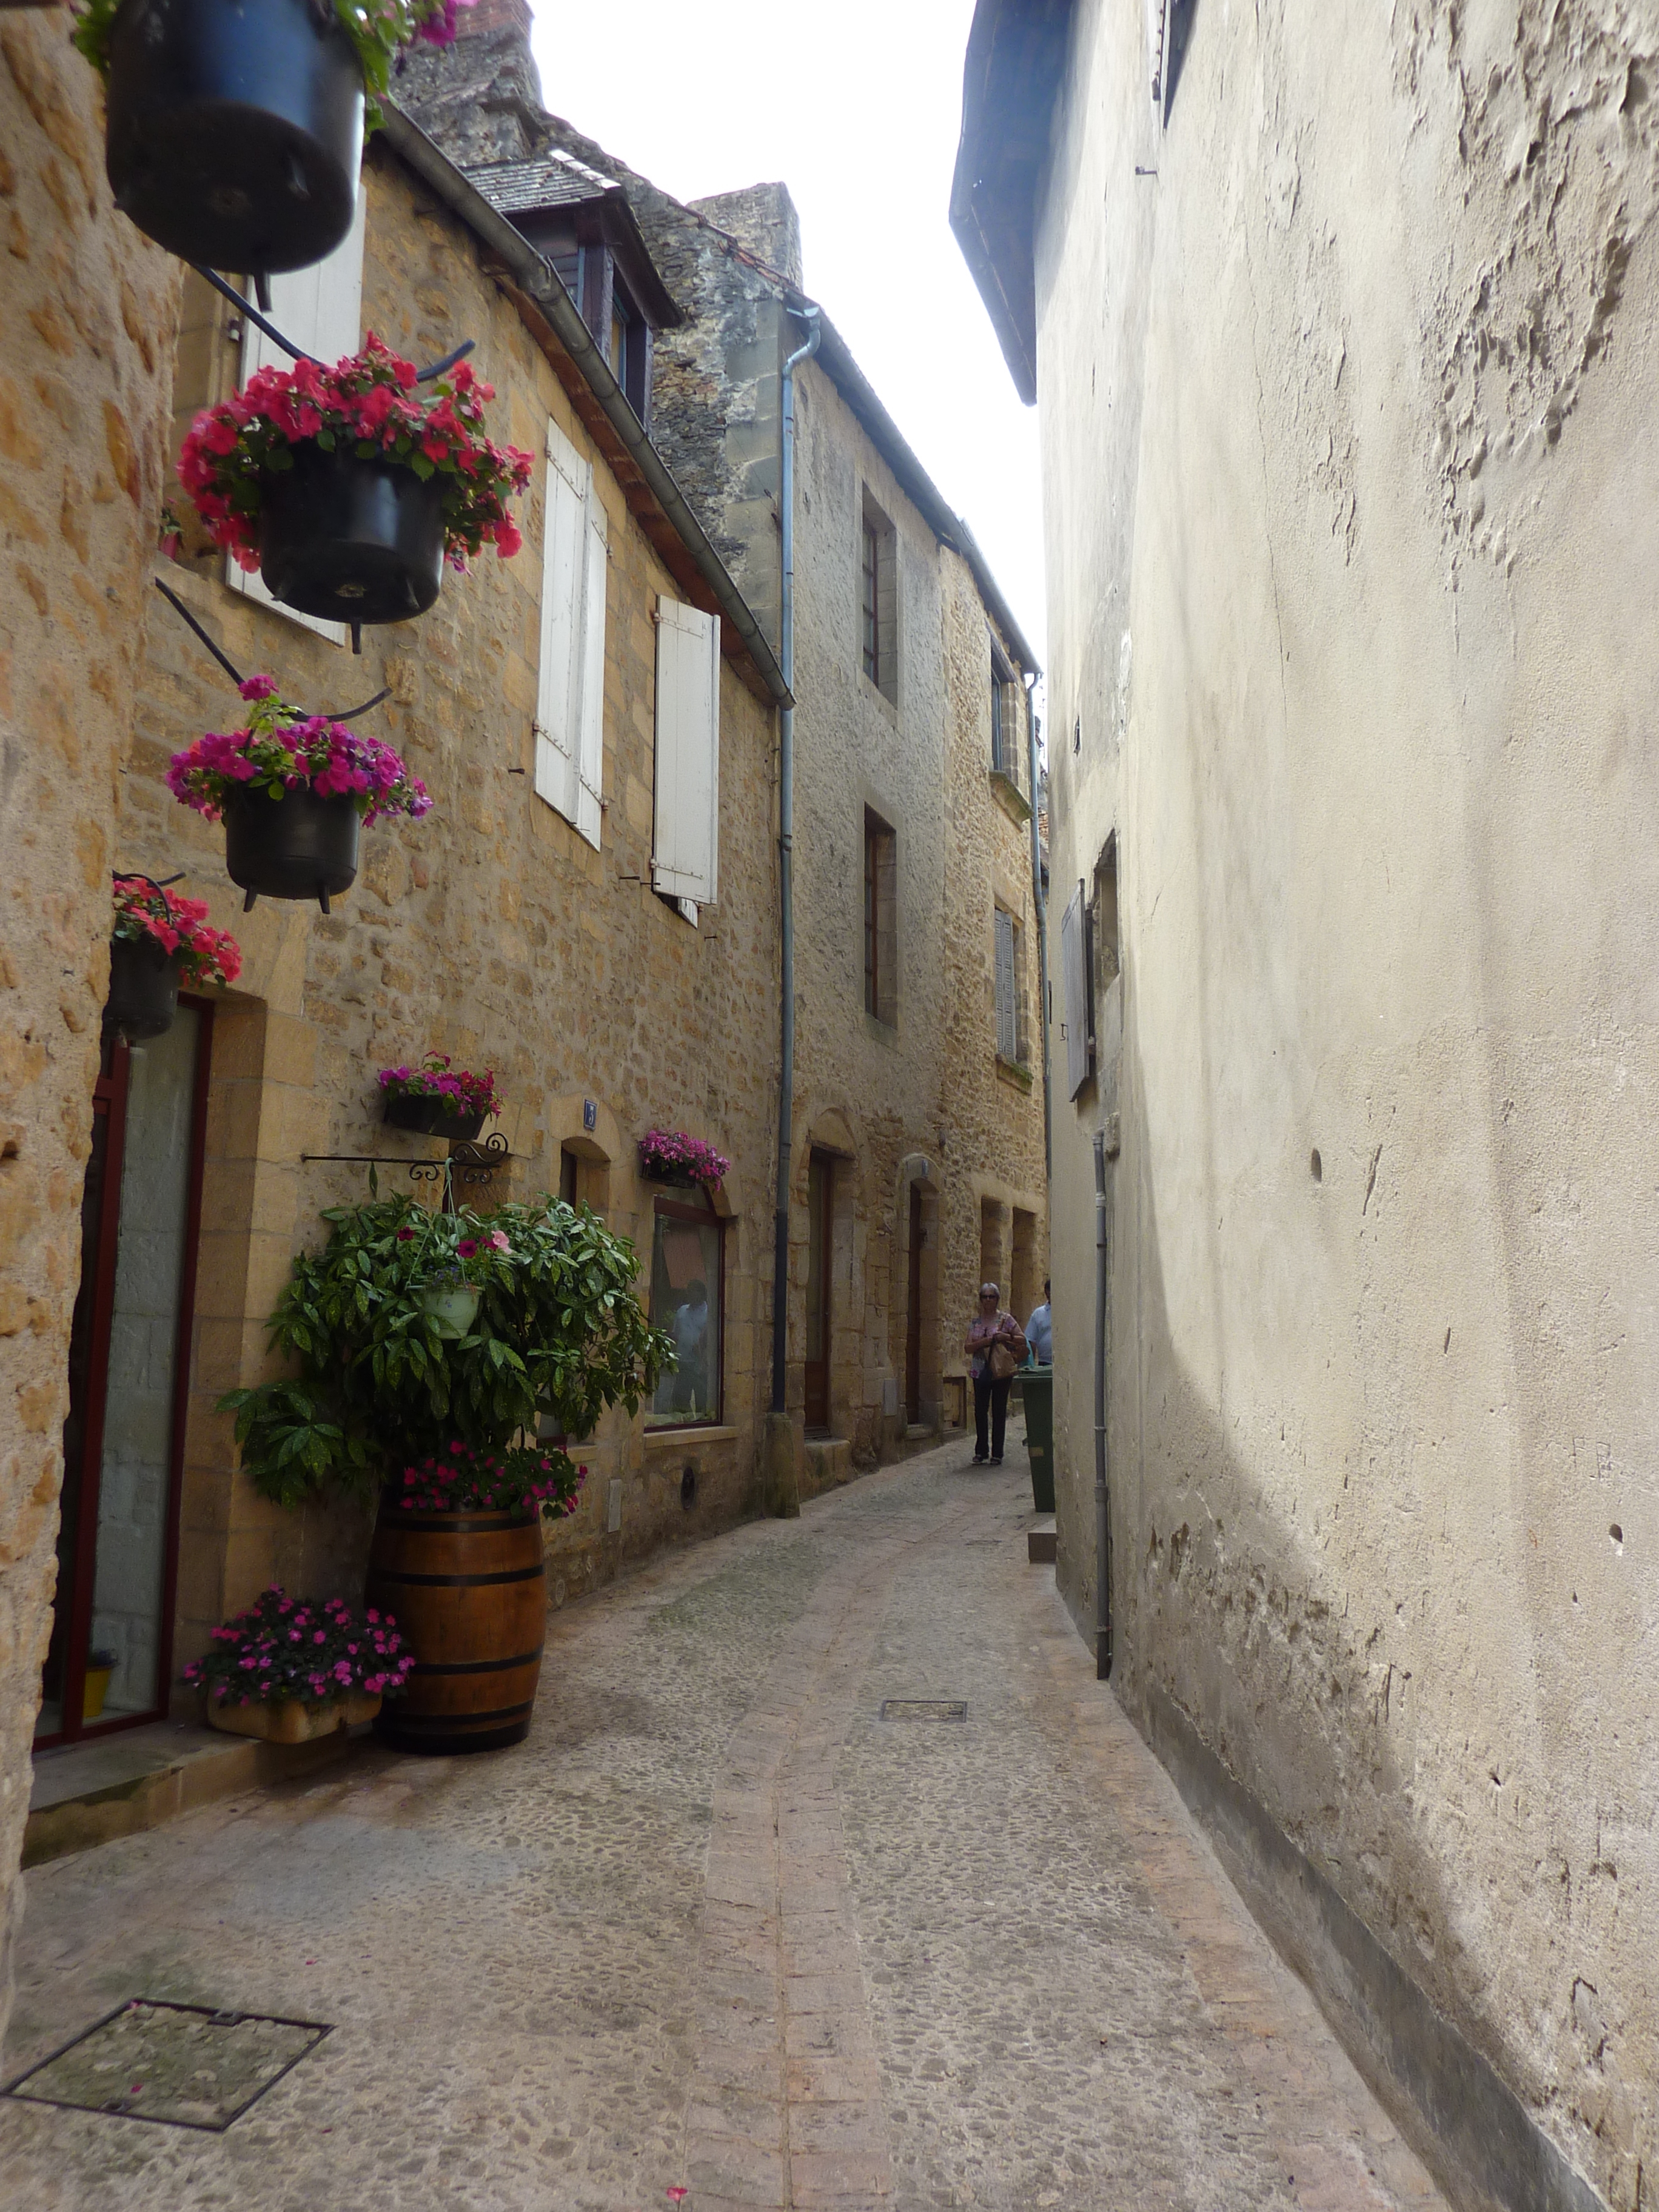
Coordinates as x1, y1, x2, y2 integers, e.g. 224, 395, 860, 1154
1162, 0, 1199, 125
1107, 1037, 1620, 2212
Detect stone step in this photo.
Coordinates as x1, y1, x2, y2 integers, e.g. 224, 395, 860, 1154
1027, 1520, 1057, 1565
24, 1719, 354, 1870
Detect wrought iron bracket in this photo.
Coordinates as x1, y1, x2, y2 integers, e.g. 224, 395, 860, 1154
301, 1134, 515, 1212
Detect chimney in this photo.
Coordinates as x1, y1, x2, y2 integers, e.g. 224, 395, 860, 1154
454, 0, 532, 38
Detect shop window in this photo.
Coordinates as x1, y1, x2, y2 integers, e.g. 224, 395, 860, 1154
646, 1191, 724, 1428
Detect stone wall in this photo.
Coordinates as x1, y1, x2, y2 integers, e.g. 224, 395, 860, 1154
116, 138, 782, 1674
1036, 0, 1657, 2200
0, 12, 178, 2044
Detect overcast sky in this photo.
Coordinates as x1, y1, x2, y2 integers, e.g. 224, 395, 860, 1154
527, 0, 1047, 670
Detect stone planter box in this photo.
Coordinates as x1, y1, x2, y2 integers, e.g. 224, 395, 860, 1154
205, 1691, 381, 1746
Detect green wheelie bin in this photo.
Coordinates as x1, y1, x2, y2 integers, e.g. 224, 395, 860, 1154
1023, 1365, 1054, 1512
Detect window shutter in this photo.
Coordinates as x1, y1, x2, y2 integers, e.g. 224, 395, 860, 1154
574, 492, 608, 850
994, 908, 1017, 1062
1061, 881, 1093, 1098
652, 595, 720, 906
535, 417, 591, 826
229, 195, 366, 643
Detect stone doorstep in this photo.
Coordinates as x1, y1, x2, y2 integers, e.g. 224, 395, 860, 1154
23, 1720, 355, 1871
1028, 1520, 1058, 1565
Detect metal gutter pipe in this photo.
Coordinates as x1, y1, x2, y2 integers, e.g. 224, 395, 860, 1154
378, 102, 791, 709
1093, 1128, 1113, 1678
771, 306, 821, 1414
1027, 678, 1050, 1183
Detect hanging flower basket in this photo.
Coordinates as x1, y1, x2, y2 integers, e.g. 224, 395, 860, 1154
178, 337, 532, 628
108, 874, 241, 1041
167, 675, 431, 911
638, 1128, 730, 1190
75, 0, 473, 276
379, 1054, 499, 1142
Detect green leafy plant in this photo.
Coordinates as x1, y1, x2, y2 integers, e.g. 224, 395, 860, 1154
223, 1195, 674, 1508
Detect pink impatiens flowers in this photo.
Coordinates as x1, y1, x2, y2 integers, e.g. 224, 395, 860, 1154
113, 875, 242, 989
638, 1128, 731, 1187
377, 1053, 499, 1118
167, 675, 431, 827
184, 1586, 415, 1709
177, 333, 533, 577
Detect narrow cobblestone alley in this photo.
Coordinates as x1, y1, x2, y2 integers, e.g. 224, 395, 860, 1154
1, 1440, 1444, 2212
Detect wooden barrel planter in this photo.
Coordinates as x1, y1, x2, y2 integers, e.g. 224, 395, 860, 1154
364, 1502, 545, 1755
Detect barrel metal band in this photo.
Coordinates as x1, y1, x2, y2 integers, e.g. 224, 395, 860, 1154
371, 1566, 545, 1589
411, 1649, 544, 1676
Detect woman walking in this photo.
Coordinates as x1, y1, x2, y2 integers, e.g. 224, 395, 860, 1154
964, 1282, 1025, 1466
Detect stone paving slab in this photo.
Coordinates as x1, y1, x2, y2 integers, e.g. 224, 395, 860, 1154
1, 1439, 1445, 2210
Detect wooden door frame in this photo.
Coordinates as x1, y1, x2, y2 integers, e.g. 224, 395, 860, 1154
905, 1182, 923, 1426
35, 1000, 213, 1751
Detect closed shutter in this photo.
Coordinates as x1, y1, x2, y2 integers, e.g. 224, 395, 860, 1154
994, 908, 1017, 1062
1060, 880, 1093, 1098
535, 416, 608, 843
652, 595, 720, 908
229, 194, 367, 643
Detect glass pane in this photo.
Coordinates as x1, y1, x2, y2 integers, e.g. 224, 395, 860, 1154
648, 1207, 721, 1427
90, 1008, 200, 1718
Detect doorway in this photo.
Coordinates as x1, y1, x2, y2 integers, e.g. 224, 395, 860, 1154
36, 1007, 212, 1749
905, 1182, 923, 1424
805, 1148, 834, 1433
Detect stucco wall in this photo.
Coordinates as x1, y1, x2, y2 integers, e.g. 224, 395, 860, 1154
1036, 0, 1657, 2200
119, 139, 782, 1674
0, 15, 178, 2042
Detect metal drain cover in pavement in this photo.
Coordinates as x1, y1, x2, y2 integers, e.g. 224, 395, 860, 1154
2, 2000, 331, 2130
880, 1700, 967, 1722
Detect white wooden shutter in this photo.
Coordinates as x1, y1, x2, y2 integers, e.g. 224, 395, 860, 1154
535, 417, 589, 828
229, 192, 367, 643
652, 595, 720, 908
575, 494, 608, 850
994, 908, 1017, 1062
1061, 880, 1093, 1098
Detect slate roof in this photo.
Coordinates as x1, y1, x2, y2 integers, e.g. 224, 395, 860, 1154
467, 148, 618, 213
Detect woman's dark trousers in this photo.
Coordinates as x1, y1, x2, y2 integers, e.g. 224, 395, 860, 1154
973, 1371, 1012, 1460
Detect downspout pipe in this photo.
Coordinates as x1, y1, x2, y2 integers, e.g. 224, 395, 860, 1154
771, 305, 821, 1414
1026, 678, 1050, 1184
1093, 1128, 1113, 1678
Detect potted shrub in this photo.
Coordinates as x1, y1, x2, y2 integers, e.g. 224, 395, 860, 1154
108, 874, 242, 1041
74, 0, 472, 276
638, 1128, 730, 1191
379, 1054, 499, 1142
178, 337, 532, 628
389, 1206, 510, 1339
367, 1441, 582, 1753
222, 1195, 673, 1752
167, 674, 431, 911
183, 1586, 414, 1744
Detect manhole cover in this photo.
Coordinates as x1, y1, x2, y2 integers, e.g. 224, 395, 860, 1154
880, 1700, 967, 1722
2, 2000, 332, 2130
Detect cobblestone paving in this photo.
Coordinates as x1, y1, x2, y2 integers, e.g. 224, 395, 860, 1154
1, 1439, 1444, 2211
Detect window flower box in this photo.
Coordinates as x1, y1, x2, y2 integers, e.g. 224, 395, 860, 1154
207, 1689, 383, 1744
77, 0, 472, 276
178, 338, 532, 629
167, 677, 431, 913
184, 1587, 414, 1740
107, 875, 241, 1042
638, 1128, 729, 1190
379, 1055, 498, 1142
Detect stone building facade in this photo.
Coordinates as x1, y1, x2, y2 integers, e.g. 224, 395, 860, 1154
956, 2, 1657, 2207
0, 13, 179, 2043
403, 4, 1048, 1476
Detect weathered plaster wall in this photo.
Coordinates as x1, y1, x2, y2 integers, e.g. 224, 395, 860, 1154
1037, 0, 1657, 2200
121, 142, 781, 1677
0, 14, 178, 2042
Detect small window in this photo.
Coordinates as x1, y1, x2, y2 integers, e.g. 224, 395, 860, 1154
863, 809, 897, 1025
994, 905, 1026, 1066
860, 492, 898, 703
646, 1193, 724, 1429
559, 1146, 580, 1207
990, 639, 1019, 783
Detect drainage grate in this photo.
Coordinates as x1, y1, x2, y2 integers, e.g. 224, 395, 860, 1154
880, 1700, 968, 1723
2, 2000, 332, 2131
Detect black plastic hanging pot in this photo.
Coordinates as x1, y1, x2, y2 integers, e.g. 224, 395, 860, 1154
104, 0, 364, 275
259, 447, 449, 626
223, 784, 360, 911
383, 1094, 488, 1142
106, 936, 183, 1042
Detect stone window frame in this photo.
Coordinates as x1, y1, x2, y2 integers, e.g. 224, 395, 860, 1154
859, 489, 899, 705
645, 1190, 726, 1433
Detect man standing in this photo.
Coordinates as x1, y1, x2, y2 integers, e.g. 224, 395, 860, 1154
1025, 1279, 1053, 1366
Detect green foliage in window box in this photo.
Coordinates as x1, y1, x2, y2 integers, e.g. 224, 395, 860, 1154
222, 1195, 675, 1509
